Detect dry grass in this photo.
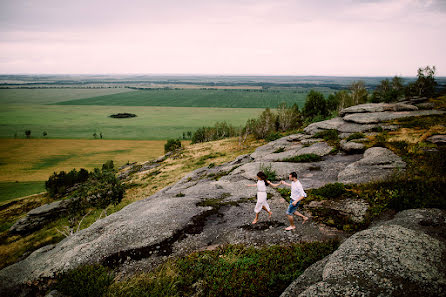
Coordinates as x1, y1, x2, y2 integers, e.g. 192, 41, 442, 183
0, 139, 166, 182
387, 125, 446, 144
122, 136, 263, 204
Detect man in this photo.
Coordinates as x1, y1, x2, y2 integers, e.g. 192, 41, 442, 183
281, 172, 309, 230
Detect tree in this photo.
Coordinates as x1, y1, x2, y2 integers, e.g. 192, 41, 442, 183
405, 66, 437, 97
326, 93, 340, 113
276, 103, 302, 131
93, 132, 97, 139
25, 130, 31, 139
372, 76, 405, 103
303, 90, 328, 119
350, 81, 368, 106
43, 131, 48, 137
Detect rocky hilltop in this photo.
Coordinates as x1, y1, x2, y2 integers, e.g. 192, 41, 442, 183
0, 100, 445, 296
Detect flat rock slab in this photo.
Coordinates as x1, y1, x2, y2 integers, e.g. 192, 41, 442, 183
304, 117, 378, 135
254, 142, 333, 162
280, 208, 446, 297
343, 110, 445, 124
339, 102, 418, 116
338, 147, 406, 184
426, 134, 446, 145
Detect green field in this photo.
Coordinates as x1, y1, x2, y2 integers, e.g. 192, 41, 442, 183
0, 104, 263, 139
0, 181, 46, 203
0, 88, 133, 104
53, 88, 314, 108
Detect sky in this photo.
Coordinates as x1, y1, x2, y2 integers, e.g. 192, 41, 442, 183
0, 0, 445, 76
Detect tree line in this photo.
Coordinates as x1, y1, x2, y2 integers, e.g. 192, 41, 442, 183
172, 65, 441, 147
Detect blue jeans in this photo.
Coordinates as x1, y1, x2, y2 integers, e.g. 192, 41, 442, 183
286, 200, 300, 215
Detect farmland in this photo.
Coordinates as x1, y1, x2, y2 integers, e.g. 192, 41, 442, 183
0, 139, 167, 182
54, 88, 320, 108
0, 104, 263, 140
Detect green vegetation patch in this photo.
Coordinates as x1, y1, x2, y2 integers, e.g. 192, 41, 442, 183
54, 264, 114, 297
313, 129, 339, 147
346, 132, 365, 142
106, 241, 339, 297
0, 181, 46, 202
53, 89, 309, 109
281, 153, 322, 163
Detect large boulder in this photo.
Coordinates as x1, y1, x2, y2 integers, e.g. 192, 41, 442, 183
281, 208, 446, 297
9, 199, 74, 235
338, 147, 406, 184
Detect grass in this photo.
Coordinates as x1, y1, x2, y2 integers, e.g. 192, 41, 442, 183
0, 88, 133, 104
101, 241, 339, 297
0, 104, 263, 140
281, 153, 322, 163
53, 89, 311, 109
0, 139, 166, 184
346, 132, 365, 141
0, 181, 46, 202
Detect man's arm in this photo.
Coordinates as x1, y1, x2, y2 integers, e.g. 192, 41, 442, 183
292, 196, 304, 206
281, 180, 291, 187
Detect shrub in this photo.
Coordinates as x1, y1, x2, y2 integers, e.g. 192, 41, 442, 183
265, 132, 282, 142
282, 154, 321, 163
260, 163, 277, 181
313, 129, 339, 142
309, 183, 346, 199
346, 132, 365, 142
164, 139, 182, 153
54, 264, 114, 297
45, 168, 90, 197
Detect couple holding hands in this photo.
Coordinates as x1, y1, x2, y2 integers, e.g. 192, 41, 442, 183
247, 171, 309, 231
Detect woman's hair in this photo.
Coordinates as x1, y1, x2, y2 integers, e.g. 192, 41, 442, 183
289, 172, 298, 178
257, 171, 267, 181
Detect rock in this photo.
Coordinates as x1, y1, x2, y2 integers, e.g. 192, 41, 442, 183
343, 110, 444, 124
338, 147, 406, 184
9, 199, 74, 234
281, 208, 446, 297
306, 198, 369, 223
304, 117, 378, 136
416, 102, 435, 110
426, 134, 446, 145
45, 290, 67, 297
339, 103, 418, 117
340, 139, 366, 154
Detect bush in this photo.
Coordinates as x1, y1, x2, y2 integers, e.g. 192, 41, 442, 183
265, 132, 282, 142
164, 139, 182, 153
54, 264, 114, 297
346, 132, 365, 142
260, 163, 277, 181
45, 168, 90, 197
313, 129, 339, 142
309, 183, 346, 199
282, 154, 321, 163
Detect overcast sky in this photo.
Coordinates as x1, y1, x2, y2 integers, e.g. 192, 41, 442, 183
0, 0, 445, 76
